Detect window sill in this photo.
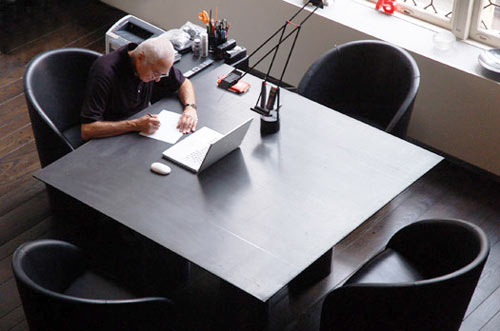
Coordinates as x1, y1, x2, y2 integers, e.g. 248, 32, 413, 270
283, 0, 500, 84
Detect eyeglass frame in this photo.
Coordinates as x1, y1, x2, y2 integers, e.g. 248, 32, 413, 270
152, 70, 169, 79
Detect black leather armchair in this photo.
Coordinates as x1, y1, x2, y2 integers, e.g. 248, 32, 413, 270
12, 239, 176, 331
298, 40, 420, 138
24, 48, 100, 167
320, 219, 489, 331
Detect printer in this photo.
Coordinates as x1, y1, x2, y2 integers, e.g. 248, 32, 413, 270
105, 15, 181, 61
105, 15, 166, 54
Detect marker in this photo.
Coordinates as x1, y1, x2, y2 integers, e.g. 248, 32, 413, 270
260, 81, 267, 109
266, 86, 278, 110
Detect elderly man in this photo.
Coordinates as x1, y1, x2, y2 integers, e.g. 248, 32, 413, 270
81, 36, 197, 140
80, 37, 194, 291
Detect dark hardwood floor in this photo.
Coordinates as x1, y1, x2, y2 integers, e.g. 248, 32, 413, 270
1, 1, 499, 330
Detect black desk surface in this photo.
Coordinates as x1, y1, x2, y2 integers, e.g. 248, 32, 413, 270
34, 63, 442, 302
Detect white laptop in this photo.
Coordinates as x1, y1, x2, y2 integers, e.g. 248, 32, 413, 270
162, 118, 253, 173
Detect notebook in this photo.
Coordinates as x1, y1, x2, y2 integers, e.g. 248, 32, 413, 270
162, 118, 253, 173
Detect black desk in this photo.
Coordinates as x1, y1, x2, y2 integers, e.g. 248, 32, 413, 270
34, 64, 442, 302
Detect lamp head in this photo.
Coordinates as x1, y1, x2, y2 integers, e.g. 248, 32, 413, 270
310, 0, 324, 8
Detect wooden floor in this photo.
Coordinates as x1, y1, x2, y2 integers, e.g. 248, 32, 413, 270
0, 1, 499, 330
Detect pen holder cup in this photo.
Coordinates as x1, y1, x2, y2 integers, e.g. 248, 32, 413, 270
209, 35, 226, 51
208, 35, 216, 51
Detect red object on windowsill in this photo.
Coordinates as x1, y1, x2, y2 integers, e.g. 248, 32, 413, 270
376, 0, 396, 14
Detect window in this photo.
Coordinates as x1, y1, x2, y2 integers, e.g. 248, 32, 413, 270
470, 0, 500, 47
366, 0, 500, 47
367, 0, 455, 28
398, 0, 455, 29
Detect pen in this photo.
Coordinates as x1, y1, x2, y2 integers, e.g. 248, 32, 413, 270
208, 9, 212, 34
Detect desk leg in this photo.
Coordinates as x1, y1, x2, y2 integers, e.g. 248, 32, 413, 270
45, 185, 105, 243
46, 185, 99, 221
289, 247, 333, 290
216, 281, 269, 331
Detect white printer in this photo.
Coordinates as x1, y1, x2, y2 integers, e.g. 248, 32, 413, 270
105, 15, 167, 53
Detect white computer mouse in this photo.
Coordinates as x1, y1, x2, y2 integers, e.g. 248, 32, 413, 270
150, 162, 171, 175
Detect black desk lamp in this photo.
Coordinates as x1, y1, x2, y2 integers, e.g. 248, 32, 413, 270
218, 0, 324, 134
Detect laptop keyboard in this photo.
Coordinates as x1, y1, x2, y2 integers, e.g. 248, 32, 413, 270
163, 127, 223, 171
184, 145, 210, 168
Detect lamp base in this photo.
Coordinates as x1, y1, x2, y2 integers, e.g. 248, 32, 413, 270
260, 108, 280, 135
260, 116, 279, 135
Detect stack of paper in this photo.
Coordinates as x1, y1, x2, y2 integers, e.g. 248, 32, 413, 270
139, 110, 183, 144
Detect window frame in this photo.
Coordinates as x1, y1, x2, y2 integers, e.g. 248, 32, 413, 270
366, 0, 454, 29
364, 0, 500, 47
451, 0, 474, 39
469, 0, 500, 47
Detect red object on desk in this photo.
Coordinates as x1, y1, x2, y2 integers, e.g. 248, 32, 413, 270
217, 75, 251, 94
376, 0, 396, 14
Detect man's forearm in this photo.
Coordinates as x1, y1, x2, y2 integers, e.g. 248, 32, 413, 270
81, 120, 138, 140
178, 79, 196, 107
176, 79, 198, 133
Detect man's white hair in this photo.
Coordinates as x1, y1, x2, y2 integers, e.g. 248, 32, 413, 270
136, 36, 174, 65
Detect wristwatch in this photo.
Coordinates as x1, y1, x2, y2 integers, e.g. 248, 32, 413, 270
183, 103, 197, 110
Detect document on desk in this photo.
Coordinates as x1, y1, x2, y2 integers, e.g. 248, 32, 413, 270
139, 110, 183, 144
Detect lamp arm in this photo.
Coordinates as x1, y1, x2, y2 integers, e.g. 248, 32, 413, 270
217, 1, 321, 91
278, 26, 301, 87
238, 3, 320, 83
238, 24, 300, 82
245, 1, 310, 62
277, 4, 320, 85
265, 22, 288, 81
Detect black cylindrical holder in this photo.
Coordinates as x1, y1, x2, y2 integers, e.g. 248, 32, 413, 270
251, 105, 280, 134
260, 109, 280, 134
251, 85, 281, 134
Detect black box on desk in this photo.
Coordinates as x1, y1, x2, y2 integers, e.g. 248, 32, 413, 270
225, 46, 247, 65
215, 39, 236, 60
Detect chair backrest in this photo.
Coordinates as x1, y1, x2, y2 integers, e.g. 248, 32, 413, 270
12, 239, 175, 331
24, 48, 101, 167
320, 219, 489, 331
297, 40, 420, 138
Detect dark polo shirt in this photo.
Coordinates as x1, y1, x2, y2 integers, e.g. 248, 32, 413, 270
81, 43, 185, 124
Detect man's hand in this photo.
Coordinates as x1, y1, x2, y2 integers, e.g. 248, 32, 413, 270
134, 114, 161, 134
177, 106, 198, 134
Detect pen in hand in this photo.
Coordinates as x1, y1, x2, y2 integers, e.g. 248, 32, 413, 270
143, 113, 160, 134
136, 113, 159, 134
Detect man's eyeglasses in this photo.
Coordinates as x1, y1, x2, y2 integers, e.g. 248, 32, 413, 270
152, 71, 169, 79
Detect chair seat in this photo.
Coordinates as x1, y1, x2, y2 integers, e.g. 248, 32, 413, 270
62, 124, 84, 149
64, 271, 136, 300
345, 248, 425, 285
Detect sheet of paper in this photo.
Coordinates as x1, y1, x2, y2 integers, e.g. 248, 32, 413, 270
139, 110, 183, 144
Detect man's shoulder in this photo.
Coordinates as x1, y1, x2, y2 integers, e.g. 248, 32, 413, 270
91, 47, 131, 80
91, 52, 118, 75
